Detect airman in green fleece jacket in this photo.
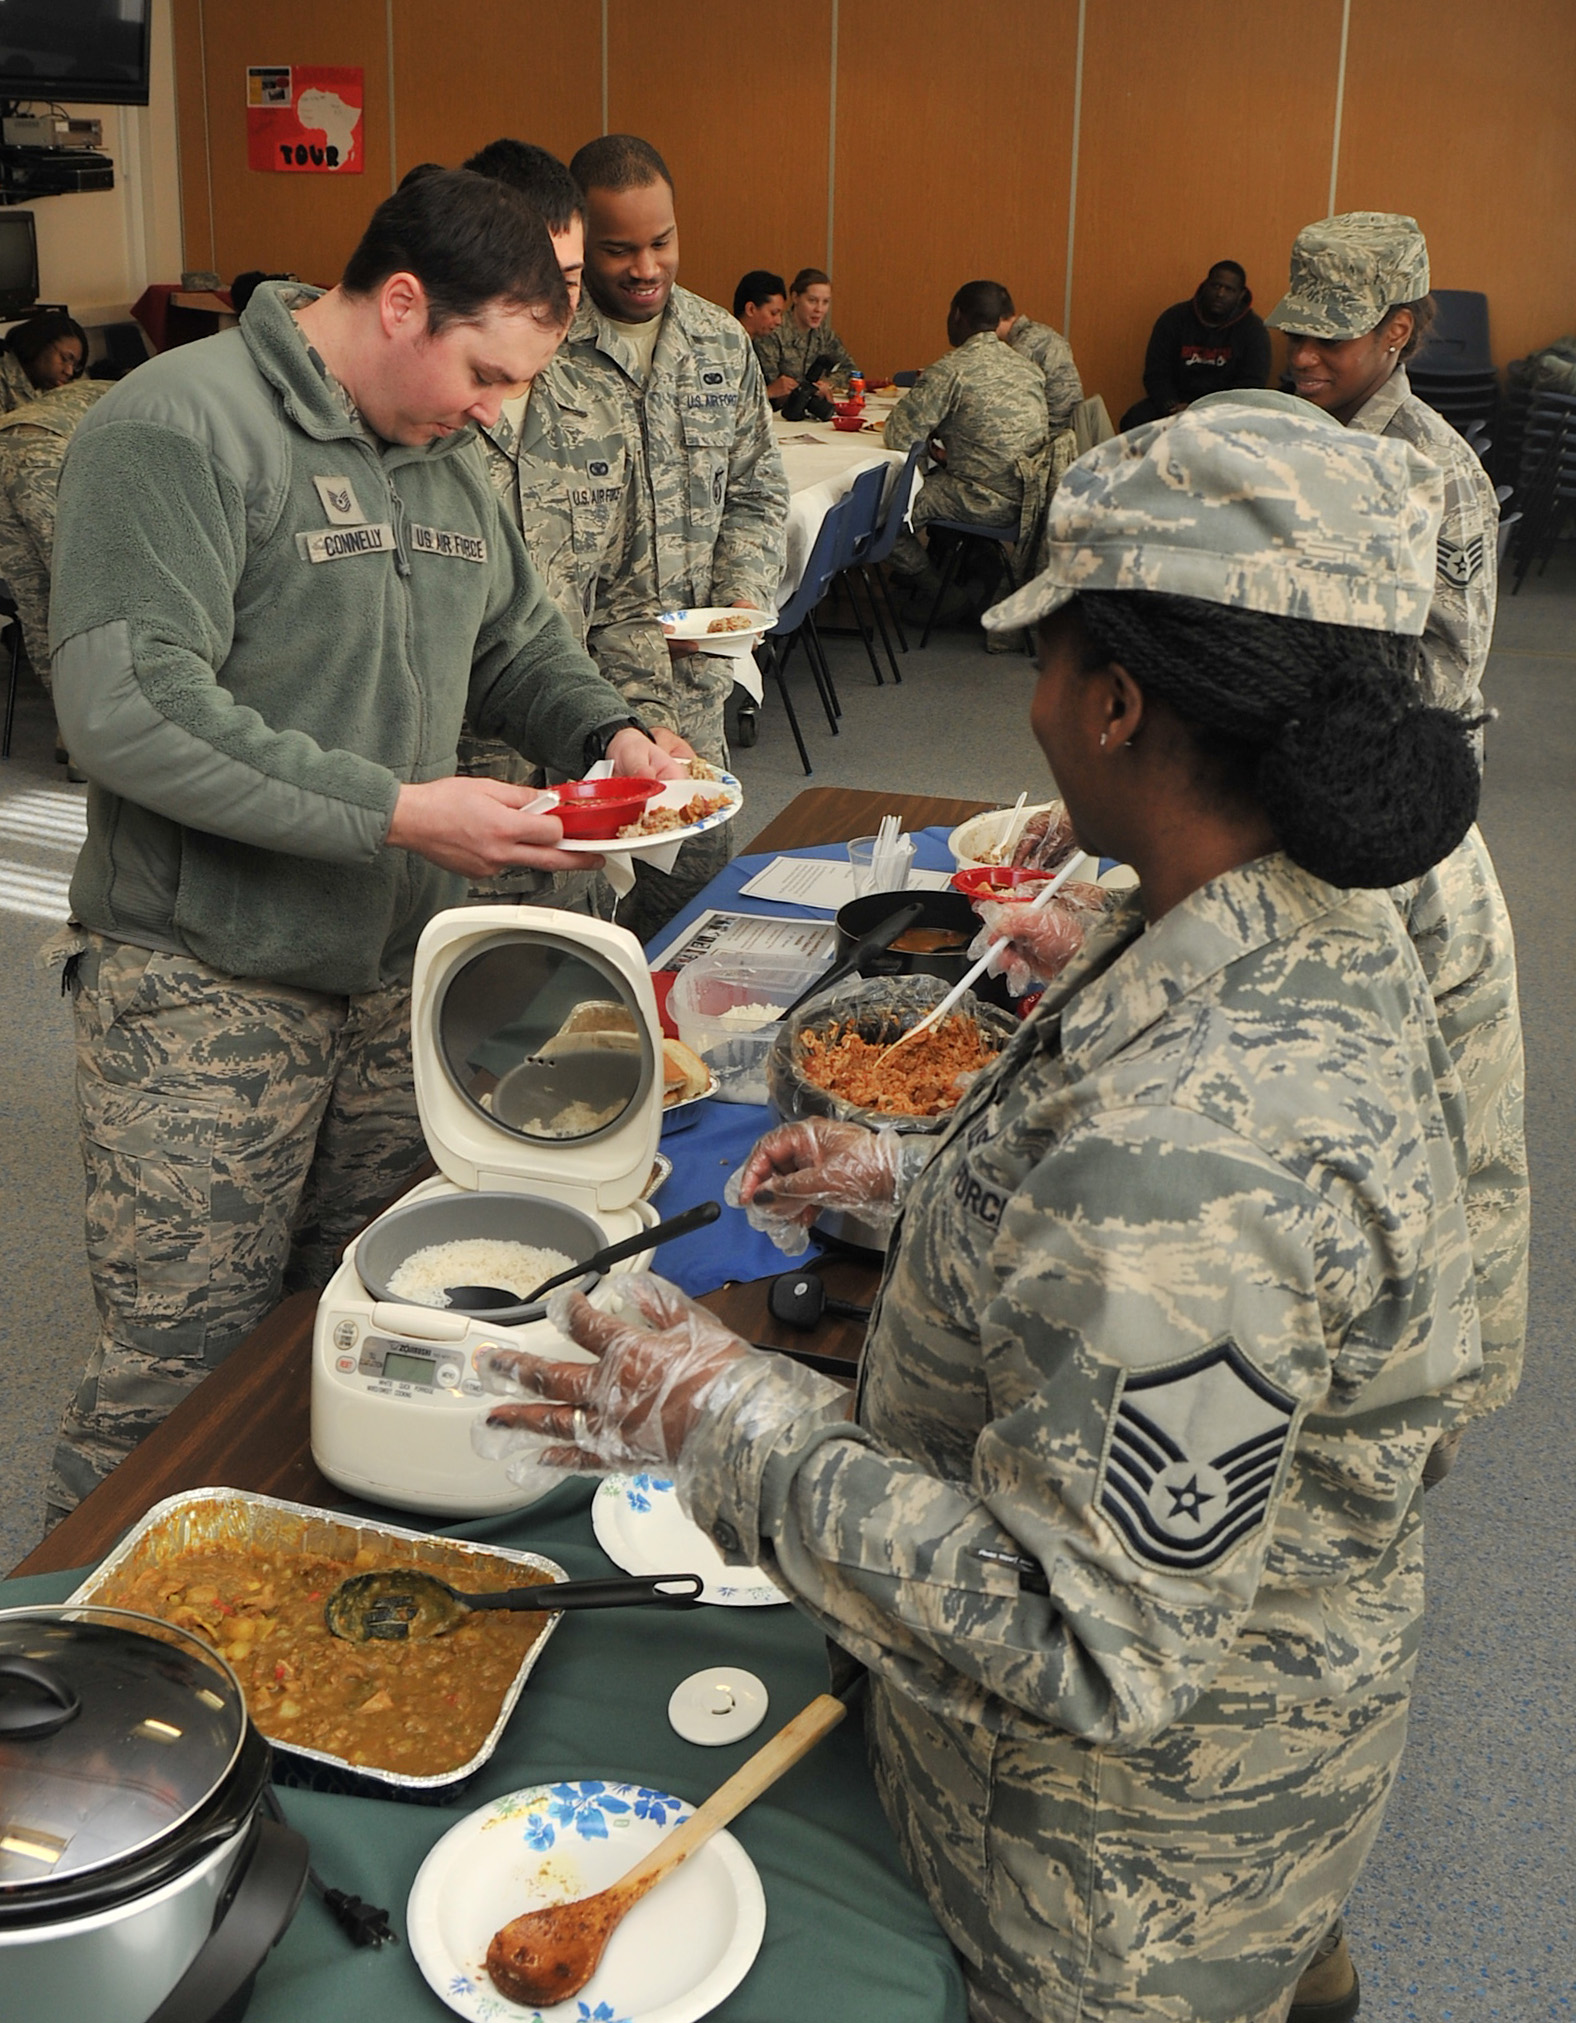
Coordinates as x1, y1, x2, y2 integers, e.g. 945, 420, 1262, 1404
42, 171, 682, 1521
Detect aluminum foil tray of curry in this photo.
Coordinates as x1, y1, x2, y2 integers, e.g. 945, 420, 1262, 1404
67, 1487, 568, 1804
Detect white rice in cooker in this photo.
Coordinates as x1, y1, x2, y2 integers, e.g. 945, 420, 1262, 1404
386, 1238, 579, 1308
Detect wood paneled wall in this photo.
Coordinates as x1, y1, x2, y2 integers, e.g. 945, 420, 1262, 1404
171, 0, 1576, 414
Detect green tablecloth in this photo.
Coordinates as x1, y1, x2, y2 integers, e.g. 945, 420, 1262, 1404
4, 1482, 965, 2023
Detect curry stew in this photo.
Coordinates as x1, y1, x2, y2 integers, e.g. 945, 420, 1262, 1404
98, 1542, 554, 1777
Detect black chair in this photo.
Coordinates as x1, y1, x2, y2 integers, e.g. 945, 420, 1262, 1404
893, 370, 920, 387
917, 519, 1017, 649
1410, 292, 1492, 378
1, 586, 23, 759
1507, 390, 1576, 591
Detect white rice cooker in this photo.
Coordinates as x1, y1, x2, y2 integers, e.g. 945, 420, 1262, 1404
0, 1606, 307, 2023
310, 907, 663, 1519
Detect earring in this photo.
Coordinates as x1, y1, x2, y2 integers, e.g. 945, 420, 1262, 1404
1099, 732, 1108, 748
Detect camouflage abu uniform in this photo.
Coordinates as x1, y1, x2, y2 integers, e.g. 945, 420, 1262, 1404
0, 348, 37, 413
752, 314, 858, 389
1260, 215, 1526, 1425
883, 332, 1049, 577
672, 403, 1486, 2021
558, 284, 789, 940
44, 283, 636, 1519
1396, 830, 1527, 1421
1003, 315, 1084, 434
463, 364, 634, 902
1266, 212, 1499, 721
0, 379, 107, 676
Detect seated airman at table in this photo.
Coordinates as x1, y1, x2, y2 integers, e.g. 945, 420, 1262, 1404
754, 268, 859, 407
995, 288, 1084, 433
733, 269, 786, 341
881, 279, 1048, 597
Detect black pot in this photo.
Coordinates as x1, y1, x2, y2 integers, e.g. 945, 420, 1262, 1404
0, 1607, 308, 2022
834, 888, 1013, 1010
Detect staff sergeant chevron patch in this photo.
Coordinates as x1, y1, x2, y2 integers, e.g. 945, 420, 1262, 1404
1438, 531, 1486, 586
1097, 1340, 1296, 1573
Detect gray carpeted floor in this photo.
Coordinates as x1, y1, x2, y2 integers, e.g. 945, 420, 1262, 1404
1, 562, 1571, 2014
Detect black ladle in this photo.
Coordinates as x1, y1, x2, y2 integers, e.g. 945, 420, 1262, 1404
779, 899, 925, 1020
325, 1571, 704, 1643
446, 1199, 723, 1311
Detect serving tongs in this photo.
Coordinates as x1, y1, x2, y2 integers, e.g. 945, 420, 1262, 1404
872, 850, 1090, 1067
324, 1570, 704, 1642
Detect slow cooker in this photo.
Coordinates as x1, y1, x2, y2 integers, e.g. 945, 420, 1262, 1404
0, 1606, 307, 2023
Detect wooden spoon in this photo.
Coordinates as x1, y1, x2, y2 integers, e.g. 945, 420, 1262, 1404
486, 1691, 848, 2007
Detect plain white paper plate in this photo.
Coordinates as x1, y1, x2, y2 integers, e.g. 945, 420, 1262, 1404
593, 1473, 787, 1608
555, 773, 743, 858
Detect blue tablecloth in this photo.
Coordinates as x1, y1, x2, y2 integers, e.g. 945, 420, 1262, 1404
649, 828, 961, 1298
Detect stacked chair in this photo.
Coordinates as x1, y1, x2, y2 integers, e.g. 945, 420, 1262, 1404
1506, 389, 1576, 592
1407, 290, 1499, 435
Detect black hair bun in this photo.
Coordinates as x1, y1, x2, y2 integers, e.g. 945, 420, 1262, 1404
1259, 682, 1480, 888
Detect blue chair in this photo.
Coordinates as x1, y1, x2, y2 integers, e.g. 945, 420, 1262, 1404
858, 438, 927, 665
762, 496, 851, 774
821, 463, 900, 687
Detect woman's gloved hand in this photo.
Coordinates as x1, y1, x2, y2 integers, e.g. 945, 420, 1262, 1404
725, 1117, 910, 1256
1010, 804, 1077, 871
967, 882, 1110, 997
472, 1273, 757, 1484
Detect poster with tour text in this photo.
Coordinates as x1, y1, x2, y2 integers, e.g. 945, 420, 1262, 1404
246, 66, 363, 174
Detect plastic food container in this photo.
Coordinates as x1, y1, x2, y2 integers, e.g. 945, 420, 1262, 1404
552, 779, 665, 839
947, 799, 1064, 871
668, 951, 829, 1105
950, 865, 1056, 902
833, 415, 866, 431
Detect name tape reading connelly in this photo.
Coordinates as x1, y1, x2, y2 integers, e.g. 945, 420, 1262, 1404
297, 523, 394, 563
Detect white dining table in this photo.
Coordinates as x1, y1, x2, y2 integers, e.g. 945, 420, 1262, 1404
770, 395, 922, 607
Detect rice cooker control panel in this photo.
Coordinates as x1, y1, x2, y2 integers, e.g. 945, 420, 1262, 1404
327, 1320, 489, 1401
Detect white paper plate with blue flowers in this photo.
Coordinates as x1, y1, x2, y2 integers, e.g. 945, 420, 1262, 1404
592, 1473, 787, 1608
408, 1779, 765, 2023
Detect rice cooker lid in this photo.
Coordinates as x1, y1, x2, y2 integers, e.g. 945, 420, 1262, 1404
418, 916, 659, 1202
0, 1607, 246, 1896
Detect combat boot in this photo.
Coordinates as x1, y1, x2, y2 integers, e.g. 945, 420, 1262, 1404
1288, 1919, 1360, 2022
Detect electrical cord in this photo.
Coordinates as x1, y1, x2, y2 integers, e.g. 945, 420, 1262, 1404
263, 1785, 397, 1948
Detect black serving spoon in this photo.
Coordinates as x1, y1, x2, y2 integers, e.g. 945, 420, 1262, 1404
778, 899, 925, 1021
446, 1199, 722, 1311
325, 1570, 705, 1643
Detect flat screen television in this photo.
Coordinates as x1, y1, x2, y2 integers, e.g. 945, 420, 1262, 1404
0, 213, 39, 320
0, 0, 151, 108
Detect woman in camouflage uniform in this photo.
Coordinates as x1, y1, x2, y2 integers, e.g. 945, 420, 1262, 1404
483, 397, 1488, 2023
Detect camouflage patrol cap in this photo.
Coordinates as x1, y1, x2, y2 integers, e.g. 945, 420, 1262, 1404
981, 390, 1443, 637
1265, 212, 1431, 340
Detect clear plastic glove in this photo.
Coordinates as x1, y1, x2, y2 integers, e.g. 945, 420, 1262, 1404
725, 1117, 921, 1256
1011, 804, 1078, 871
967, 882, 1111, 996
472, 1273, 758, 1480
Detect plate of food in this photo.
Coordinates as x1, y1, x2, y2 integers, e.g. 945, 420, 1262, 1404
554, 770, 743, 858
592, 1473, 787, 1608
408, 1778, 765, 2023
658, 606, 775, 646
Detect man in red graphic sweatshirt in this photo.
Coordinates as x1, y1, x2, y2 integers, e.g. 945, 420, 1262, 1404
1120, 261, 1271, 428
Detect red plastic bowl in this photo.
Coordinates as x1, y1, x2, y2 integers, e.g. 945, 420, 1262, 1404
552, 779, 666, 839
951, 865, 1054, 902
834, 397, 865, 418
833, 415, 867, 432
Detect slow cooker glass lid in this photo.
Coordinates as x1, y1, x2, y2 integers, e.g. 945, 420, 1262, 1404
0, 1607, 245, 1894
437, 935, 652, 1143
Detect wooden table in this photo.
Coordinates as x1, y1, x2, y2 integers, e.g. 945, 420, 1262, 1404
12, 787, 992, 1580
